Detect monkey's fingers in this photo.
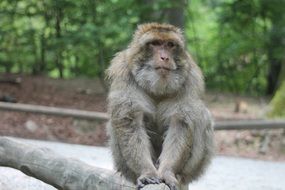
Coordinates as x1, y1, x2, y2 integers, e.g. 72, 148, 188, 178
139, 176, 161, 184
137, 177, 161, 189
137, 178, 147, 190
137, 182, 145, 190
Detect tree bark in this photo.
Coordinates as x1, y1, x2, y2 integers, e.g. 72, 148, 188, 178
55, 4, 64, 78
265, 3, 285, 95
1, 102, 285, 130
164, 0, 187, 29
140, 0, 187, 29
0, 102, 109, 121
0, 137, 170, 190
266, 32, 282, 95
39, 32, 46, 74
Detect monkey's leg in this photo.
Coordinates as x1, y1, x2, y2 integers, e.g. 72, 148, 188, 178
111, 112, 160, 189
157, 117, 193, 190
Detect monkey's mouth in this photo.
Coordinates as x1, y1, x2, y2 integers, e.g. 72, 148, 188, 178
154, 66, 173, 76
155, 66, 172, 71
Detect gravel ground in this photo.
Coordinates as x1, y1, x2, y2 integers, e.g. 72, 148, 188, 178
0, 138, 285, 190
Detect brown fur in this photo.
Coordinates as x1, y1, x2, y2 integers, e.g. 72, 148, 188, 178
106, 23, 214, 190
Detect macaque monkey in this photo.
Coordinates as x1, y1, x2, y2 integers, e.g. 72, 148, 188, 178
106, 23, 214, 190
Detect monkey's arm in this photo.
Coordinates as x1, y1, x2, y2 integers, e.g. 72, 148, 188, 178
109, 103, 159, 186
158, 104, 213, 188
157, 116, 193, 187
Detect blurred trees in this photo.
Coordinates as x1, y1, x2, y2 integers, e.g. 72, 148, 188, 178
0, 0, 141, 78
0, 0, 284, 95
262, 0, 285, 94
187, 0, 285, 95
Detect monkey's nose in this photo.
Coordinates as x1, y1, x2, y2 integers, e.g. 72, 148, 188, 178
160, 56, 169, 61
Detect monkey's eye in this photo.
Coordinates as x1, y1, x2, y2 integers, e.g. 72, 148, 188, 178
149, 40, 162, 46
167, 41, 175, 48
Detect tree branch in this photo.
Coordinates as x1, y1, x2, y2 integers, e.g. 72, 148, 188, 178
0, 137, 170, 190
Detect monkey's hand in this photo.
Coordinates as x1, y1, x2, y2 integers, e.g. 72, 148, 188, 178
137, 171, 161, 190
158, 170, 178, 190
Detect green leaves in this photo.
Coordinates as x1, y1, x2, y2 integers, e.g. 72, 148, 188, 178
186, 0, 285, 95
0, 0, 284, 94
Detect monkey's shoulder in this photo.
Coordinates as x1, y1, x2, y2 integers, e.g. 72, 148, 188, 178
156, 98, 212, 127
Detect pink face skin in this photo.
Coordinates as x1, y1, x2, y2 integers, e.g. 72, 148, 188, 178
148, 40, 178, 77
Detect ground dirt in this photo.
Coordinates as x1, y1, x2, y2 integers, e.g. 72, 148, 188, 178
0, 74, 284, 160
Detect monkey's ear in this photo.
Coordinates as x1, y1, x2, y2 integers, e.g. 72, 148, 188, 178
106, 51, 130, 81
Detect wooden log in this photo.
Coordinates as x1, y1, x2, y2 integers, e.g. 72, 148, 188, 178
0, 102, 109, 121
1, 102, 285, 130
0, 137, 170, 190
214, 120, 285, 130
0, 77, 22, 84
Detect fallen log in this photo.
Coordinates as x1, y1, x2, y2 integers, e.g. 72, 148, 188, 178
1, 102, 285, 130
0, 102, 108, 121
0, 137, 170, 190
0, 77, 22, 85
214, 119, 285, 130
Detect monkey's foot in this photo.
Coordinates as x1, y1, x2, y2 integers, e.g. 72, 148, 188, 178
137, 176, 161, 190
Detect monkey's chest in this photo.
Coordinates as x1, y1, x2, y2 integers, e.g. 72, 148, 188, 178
144, 103, 172, 135
145, 115, 169, 145
143, 101, 174, 146
144, 107, 172, 157
145, 111, 168, 134
146, 122, 164, 158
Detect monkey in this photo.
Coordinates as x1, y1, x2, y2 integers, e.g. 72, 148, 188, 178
106, 23, 214, 190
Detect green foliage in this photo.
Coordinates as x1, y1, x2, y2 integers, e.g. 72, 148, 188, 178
0, 0, 284, 95
0, 0, 147, 78
185, 0, 279, 94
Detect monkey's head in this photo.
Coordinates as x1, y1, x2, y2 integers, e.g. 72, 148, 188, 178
107, 23, 204, 98
129, 23, 192, 97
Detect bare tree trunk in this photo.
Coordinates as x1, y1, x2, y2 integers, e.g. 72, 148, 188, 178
55, 5, 64, 78
3, 61, 12, 73
164, 0, 187, 29
39, 32, 46, 74
267, 42, 282, 95
140, 0, 187, 29
31, 29, 39, 75
266, 5, 285, 95
88, 0, 108, 94
0, 137, 171, 190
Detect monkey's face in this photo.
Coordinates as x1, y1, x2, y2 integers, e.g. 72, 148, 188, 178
131, 33, 188, 96
146, 40, 178, 77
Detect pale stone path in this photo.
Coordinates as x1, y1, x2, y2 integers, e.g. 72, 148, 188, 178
0, 138, 284, 190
